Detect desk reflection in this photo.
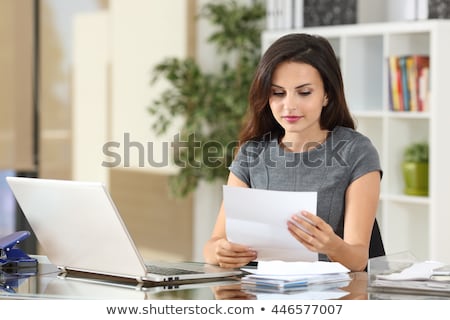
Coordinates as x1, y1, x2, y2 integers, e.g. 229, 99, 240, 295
1, 263, 368, 300
212, 273, 368, 300
212, 284, 257, 300
339, 272, 368, 300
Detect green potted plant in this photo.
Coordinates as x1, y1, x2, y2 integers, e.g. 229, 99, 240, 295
402, 142, 429, 196
148, 0, 265, 197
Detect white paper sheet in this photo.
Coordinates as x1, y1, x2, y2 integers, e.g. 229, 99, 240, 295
223, 186, 318, 262
242, 261, 350, 276
376, 261, 445, 281
254, 289, 349, 300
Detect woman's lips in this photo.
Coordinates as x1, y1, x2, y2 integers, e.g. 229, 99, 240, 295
282, 115, 302, 123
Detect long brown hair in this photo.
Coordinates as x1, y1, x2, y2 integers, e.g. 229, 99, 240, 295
239, 33, 355, 145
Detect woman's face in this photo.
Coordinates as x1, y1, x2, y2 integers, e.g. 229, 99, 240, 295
269, 61, 328, 138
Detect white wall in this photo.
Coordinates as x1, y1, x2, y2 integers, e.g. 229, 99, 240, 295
72, 11, 109, 184
73, 0, 189, 182
109, 0, 186, 172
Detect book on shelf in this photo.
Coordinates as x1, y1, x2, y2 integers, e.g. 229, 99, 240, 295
265, 0, 303, 30
399, 57, 410, 111
387, 55, 430, 112
265, 0, 358, 30
386, 0, 428, 21
388, 56, 403, 111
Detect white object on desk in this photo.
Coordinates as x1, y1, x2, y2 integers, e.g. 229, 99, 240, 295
376, 261, 445, 281
244, 260, 350, 276
241, 261, 351, 294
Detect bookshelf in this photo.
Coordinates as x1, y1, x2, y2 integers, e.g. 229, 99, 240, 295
262, 20, 450, 263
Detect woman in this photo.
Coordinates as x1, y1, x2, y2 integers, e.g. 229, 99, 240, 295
203, 33, 384, 272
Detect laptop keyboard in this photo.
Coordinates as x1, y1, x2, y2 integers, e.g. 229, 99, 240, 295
145, 264, 202, 276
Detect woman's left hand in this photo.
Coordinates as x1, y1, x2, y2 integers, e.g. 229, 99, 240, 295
287, 211, 342, 256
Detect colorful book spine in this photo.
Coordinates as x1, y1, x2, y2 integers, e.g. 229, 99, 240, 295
415, 56, 430, 112
388, 55, 430, 112
388, 56, 402, 111
399, 56, 410, 111
406, 56, 418, 112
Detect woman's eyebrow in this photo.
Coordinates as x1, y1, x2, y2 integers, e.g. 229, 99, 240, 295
271, 83, 312, 89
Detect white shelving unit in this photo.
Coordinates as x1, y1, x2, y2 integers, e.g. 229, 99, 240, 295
262, 20, 450, 262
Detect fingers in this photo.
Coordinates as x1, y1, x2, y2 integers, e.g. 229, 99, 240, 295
217, 257, 256, 269
215, 239, 257, 268
292, 211, 332, 234
216, 255, 255, 269
287, 211, 334, 253
287, 221, 316, 249
218, 239, 255, 254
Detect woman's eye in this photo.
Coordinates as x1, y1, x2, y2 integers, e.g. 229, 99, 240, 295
299, 91, 311, 96
272, 91, 284, 96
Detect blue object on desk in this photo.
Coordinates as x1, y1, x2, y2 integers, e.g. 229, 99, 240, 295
0, 231, 38, 271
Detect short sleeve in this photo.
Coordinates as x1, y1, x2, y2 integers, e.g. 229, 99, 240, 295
229, 141, 264, 186
348, 135, 382, 182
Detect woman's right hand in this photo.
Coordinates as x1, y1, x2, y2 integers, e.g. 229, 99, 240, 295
214, 238, 257, 269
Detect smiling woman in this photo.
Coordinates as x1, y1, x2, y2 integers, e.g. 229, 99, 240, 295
269, 61, 329, 152
203, 33, 385, 272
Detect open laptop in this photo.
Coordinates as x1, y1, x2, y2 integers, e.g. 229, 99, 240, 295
5, 176, 241, 284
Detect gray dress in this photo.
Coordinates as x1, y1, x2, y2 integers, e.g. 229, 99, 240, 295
229, 126, 385, 261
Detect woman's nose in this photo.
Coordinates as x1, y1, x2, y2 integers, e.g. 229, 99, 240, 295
283, 93, 297, 110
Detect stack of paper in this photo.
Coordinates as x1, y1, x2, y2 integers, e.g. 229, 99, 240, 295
370, 261, 450, 296
241, 261, 351, 293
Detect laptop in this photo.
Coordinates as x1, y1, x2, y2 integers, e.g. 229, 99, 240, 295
5, 176, 241, 284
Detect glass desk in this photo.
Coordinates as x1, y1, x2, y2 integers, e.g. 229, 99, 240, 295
1, 256, 448, 300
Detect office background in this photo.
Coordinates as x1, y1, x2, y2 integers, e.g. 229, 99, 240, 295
1, 0, 449, 262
